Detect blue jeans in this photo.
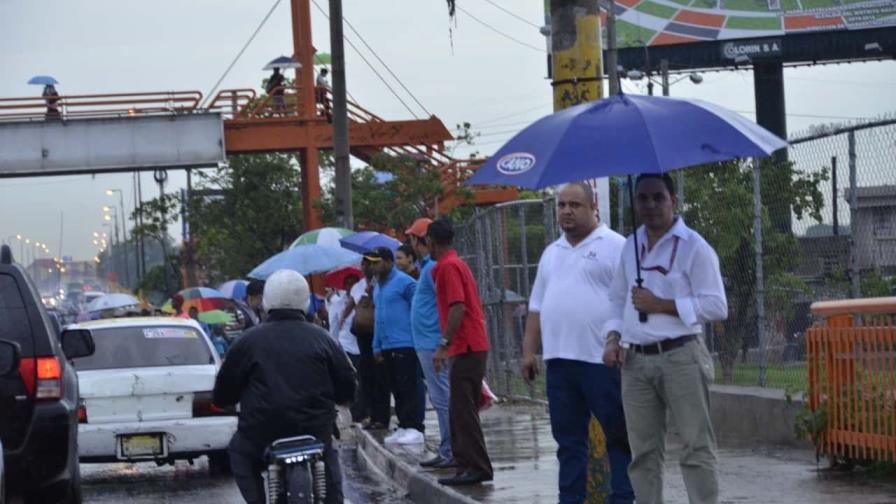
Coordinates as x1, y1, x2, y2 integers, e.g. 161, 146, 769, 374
416, 347, 453, 461
546, 358, 634, 504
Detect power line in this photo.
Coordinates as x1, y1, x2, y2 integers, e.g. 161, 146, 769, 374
473, 103, 552, 126
340, 17, 432, 117
455, 5, 545, 53
480, 0, 541, 29
311, 0, 419, 119
202, 0, 283, 108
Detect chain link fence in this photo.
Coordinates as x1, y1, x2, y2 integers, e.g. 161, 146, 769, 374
456, 118, 896, 399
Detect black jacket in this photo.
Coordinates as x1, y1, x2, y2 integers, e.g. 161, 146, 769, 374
213, 309, 357, 446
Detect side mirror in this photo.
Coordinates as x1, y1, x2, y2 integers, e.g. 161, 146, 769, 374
61, 329, 96, 360
0, 339, 22, 376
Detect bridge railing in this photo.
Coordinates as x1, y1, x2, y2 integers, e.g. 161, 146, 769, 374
0, 91, 203, 121
807, 297, 896, 463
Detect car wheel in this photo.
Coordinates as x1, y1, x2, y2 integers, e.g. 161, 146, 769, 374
208, 451, 232, 475
61, 448, 83, 504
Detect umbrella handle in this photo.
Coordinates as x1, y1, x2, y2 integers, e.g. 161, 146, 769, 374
635, 278, 648, 323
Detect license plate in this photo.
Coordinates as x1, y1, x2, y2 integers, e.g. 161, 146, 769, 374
119, 434, 166, 459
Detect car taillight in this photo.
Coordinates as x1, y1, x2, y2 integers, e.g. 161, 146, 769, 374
78, 401, 88, 423
192, 391, 232, 417
18, 356, 63, 400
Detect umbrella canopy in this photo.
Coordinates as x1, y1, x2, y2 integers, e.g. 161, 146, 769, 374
263, 55, 301, 70
179, 286, 227, 300
466, 93, 787, 189
86, 293, 139, 313
198, 309, 235, 325
248, 244, 361, 280
217, 279, 249, 300
290, 227, 354, 248
325, 265, 363, 290
28, 75, 58, 86
161, 287, 229, 313
339, 231, 401, 254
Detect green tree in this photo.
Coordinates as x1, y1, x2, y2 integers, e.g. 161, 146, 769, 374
683, 159, 827, 382
189, 153, 305, 283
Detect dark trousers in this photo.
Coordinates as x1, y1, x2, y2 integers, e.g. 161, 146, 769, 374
449, 351, 493, 477
229, 428, 343, 504
357, 331, 390, 425
546, 359, 634, 504
384, 347, 425, 432
346, 352, 367, 422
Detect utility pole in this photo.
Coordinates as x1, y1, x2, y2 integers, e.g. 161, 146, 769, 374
549, 1, 611, 499
329, 0, 353, 228
606, 0, 620, 96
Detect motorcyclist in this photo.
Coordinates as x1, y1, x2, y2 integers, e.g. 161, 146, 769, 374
213, 269, 357, 503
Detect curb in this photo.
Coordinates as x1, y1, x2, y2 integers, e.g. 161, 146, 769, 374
353, 426, 480, 504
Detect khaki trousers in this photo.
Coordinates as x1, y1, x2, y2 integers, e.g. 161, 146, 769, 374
621, 339, 718, 504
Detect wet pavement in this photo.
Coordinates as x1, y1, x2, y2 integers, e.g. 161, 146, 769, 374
74, 409, 411, 504
373, 403, 896, 504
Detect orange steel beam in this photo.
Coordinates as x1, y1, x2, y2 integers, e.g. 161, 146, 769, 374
223, 116, 453, 153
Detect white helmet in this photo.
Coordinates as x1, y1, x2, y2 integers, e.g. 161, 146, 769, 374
262, 270, 310, 313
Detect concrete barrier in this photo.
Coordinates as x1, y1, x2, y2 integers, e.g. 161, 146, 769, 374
710, 385, 810, 448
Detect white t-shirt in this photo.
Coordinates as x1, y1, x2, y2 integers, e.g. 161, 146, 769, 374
529, 224, 626, 363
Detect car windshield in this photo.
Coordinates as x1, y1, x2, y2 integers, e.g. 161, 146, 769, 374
72, 325, 214, 371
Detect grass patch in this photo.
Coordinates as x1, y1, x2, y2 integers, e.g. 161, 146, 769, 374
720, 0, 772, 12
799, 0, 842, 8
691, 0, 719, 8
635, 1, 681, 19
779, 0, 800, 10
725, 15, 783, 29
715, 361, 807, 391
668, 0, 693, 5
616, 19, 656, 48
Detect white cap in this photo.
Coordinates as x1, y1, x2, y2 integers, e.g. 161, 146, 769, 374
262, 270, 310, 313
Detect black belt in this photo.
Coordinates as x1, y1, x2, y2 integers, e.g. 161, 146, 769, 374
629, 335, 697, 355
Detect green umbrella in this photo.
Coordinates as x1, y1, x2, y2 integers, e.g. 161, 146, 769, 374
290, 227, 354, 248
314, 53, 331, 65
198, 310, 235, 325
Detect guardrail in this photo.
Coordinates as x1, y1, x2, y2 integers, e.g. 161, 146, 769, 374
807, 297, 896, 463
0, 91, 203, 121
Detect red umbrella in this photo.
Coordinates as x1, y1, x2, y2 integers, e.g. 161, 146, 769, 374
325, 266, 363, 290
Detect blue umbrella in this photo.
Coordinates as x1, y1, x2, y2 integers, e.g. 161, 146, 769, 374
217, 279, 249, 300
466, 93, 786, 323
466, 93, 787, 189
28, 75, 59, 86
339, 231, 401, 254
248, 244, 361, 280
263, 56, 301, 70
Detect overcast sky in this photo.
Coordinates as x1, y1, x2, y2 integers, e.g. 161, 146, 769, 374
1, 0, 894, 261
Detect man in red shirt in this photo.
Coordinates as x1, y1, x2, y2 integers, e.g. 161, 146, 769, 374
428, 219, 493, 486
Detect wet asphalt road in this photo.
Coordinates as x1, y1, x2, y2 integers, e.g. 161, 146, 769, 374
79, 435, 410, 504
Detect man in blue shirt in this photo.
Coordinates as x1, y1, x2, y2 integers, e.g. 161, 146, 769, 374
407, 218, 455, 468
368, 246, 425, 445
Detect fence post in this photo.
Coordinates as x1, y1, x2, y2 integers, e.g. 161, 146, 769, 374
753, 159, 767, 387
848, 131, 860, 299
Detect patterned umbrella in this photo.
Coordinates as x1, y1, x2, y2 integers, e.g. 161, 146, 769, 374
161, 287, 229, 314
290, 227, 355, 248
217, 279, 249, 300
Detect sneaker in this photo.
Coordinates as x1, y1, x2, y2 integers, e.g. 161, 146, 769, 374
394, 428, 424, 445
383, 428, 406, 444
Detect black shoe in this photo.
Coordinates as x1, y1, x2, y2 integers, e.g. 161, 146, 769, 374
438, 471, 493, 486
420, 455, 446, 467
433, 458, 458, 469
363, 421, 387, 431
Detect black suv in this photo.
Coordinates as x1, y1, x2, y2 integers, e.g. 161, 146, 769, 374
0, 245, 94, 503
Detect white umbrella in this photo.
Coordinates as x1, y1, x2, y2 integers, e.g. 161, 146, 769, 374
86, 293, 139, 313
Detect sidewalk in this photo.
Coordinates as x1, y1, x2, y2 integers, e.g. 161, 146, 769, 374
356, 402, 896, 504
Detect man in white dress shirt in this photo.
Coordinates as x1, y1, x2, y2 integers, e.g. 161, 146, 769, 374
522, 182, 634, 504
603, 173, 728, 504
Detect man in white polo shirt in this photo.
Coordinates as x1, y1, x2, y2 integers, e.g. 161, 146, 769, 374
603, 173, 727, 504
521, 182, 634, 504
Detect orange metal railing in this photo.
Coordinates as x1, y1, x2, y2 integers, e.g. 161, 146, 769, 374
0, 91, 203, 121
807, 297, 896, 463
205, 88, 256, 116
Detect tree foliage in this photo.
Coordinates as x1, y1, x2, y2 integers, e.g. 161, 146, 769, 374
682, 158, 828, 381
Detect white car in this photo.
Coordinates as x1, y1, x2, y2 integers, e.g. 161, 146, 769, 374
68, 317, 237, 470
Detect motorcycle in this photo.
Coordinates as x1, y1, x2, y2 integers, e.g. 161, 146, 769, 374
264, 435, 328, 504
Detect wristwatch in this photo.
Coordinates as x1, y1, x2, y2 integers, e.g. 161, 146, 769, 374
439, 337, 450, 347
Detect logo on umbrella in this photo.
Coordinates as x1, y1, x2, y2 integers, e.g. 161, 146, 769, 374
496, 152, 536, 175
